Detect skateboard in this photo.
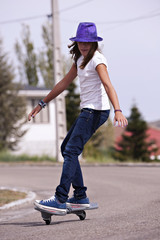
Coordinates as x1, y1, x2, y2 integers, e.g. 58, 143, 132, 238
34, 201, 98, 225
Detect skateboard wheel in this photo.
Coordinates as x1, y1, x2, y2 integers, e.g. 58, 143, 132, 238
45, 219, 51, 225
78, 210, 86, 220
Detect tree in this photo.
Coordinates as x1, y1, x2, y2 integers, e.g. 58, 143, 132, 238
114, 105, 156, 161
15, 24, 39, 86
0, 39, 26, 150
38, 22, 54, 88
15, 22, 54, 88
62, 56, 80, 130
65, 80, 80, 130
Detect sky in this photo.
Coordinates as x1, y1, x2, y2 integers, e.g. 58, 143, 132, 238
0, 0, 160, 122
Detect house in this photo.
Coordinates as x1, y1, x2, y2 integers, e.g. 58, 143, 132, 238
14, 85, 57, 157
114, 125, 160, 160
147, 128, 160, 159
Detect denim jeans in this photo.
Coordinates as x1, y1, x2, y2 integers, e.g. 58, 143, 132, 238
56, 108, 110, 203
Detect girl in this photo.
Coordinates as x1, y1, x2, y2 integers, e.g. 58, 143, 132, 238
29, 22, 128, 214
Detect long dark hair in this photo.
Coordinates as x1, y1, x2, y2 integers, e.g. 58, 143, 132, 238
68, 42, 98, 69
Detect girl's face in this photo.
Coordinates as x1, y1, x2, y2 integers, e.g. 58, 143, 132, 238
77, 42, 92, 57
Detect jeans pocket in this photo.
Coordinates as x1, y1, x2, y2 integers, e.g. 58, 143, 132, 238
81, 109, 93, 122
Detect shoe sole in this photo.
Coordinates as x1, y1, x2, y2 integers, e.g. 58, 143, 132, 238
66, 202, 90, 209
34, 201, 67, 215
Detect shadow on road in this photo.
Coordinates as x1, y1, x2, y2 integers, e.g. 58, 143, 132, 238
0, 218, 90, 227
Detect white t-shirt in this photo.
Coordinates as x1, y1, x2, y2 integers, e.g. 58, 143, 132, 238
77, 50, 110, 110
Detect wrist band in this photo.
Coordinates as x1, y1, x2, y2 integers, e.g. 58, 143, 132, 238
114, 109, 122, 113
38, 100, 47, 108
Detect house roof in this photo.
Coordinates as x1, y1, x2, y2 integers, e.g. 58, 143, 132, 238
21, 85, 52, 91
19, 85, 52, 98
147, 128, 160, 155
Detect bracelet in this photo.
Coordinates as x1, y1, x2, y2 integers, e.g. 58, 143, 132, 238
114, 109, 122, 113
38, 100, 47, 108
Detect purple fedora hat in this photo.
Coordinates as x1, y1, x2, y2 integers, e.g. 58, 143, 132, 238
69, 22, 103, 42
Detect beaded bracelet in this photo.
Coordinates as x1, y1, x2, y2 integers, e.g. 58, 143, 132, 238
38, 100, 47, 108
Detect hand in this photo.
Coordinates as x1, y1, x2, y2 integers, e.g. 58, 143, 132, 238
114, 112, 128, 128
28, 105, 42, 121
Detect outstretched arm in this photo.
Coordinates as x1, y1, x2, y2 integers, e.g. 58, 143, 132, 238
28, 63, 77, 121
96, 64, 128, 127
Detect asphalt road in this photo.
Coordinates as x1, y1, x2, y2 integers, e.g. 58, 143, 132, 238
0, 164, 160, 240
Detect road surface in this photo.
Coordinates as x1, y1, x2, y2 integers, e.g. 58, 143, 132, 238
0, 164, 160, 240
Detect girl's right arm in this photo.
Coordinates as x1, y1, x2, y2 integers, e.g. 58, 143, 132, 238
28, 63, 77, 121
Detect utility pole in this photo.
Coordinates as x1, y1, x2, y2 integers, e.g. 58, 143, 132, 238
51, 0, 67, 162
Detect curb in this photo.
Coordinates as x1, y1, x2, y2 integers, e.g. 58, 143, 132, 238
0, 187, 36, 210
0, 162, 160, 167
81, 162, 160, 167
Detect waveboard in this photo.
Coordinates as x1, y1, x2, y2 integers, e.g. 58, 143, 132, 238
34, 201, 98, 225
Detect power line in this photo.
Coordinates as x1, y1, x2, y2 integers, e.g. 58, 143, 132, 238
0, 0, 94, 25
0, 14, 50, 25
97, 11, 160, 25
59, 0, 94, 13
0, 4, 159, 26
61, 9, 160, 25
101, 10, 160, 32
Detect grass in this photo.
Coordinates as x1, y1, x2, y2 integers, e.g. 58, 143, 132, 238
0, 151, 56, 163
0, 150, 159, 164
84, 155, 118, 163
83, 148, 160, 164
0, 189, 27, 207
83, 148, 120, 163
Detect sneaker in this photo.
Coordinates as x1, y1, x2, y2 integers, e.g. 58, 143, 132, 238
34, 196, 67, 214
66, 196, 90, 209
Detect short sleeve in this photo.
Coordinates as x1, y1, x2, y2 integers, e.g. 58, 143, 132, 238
92, 51, 108, 69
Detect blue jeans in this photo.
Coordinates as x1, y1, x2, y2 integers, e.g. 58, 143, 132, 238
56, 108, 110, 203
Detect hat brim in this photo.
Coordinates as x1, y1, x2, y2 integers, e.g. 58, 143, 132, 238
69, 36, 103, 42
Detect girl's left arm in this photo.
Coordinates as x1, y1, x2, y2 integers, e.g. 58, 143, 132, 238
96, 64, 128, 127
